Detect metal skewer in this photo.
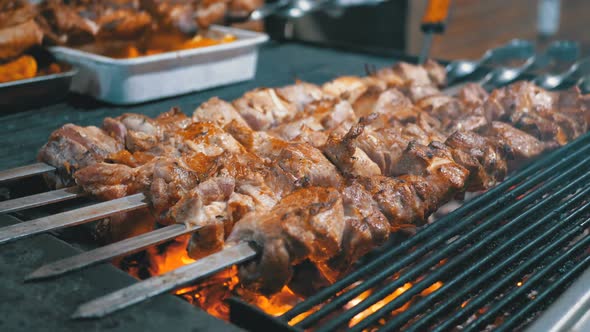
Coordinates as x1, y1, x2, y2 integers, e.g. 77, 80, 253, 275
0, 193, 148, 245
0, 162, 55, 183
0, 186, 84, 214
72, 242, 257, 319
26, 223, 200, 281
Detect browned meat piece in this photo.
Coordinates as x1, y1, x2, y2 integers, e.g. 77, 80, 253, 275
37, 0, 99, 45
323, 182, 389, 277
356, 175, 435, 229
321, 123, 382, 178
192, 97, 250, 129
95, 9, 153, 39
0, 0, 37, 29
233, 88, 298, 130
224, 119, 344, 189
482, 81, 581, 146
149, 158, 200, 221
38, 124, 124, 188
0, 20, 43, 61
140, 0, 197, 34
352, 88, 414, 119
445, 131, 509, 191
391, 62, 435, 86
276, 81, 328, 112
103, 113, 164, 152
166, 176, 235, 259
274, 142, 344, 189
484, 121, 545, 160
403, 82, 441, 102
228, 187, 345, 295
457, 83, 489, 107
416, 94, 463, 129
74, 162, 138, 200
322, 76, 376, 104
423, 59, 447, 87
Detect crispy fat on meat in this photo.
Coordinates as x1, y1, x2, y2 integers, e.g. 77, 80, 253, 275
228, 187, 345, 295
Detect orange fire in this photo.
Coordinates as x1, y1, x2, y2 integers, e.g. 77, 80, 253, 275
116, 233, 446, 329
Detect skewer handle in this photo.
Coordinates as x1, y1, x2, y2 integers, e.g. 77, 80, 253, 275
0, 187, 83, 214
421, 0, 451, 33
0, 163, 55, 183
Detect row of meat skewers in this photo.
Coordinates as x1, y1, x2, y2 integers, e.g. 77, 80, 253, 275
1, 59, 589, 317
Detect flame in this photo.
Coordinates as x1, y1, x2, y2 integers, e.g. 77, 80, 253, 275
115, 229, 446, 329
146, 234, 195, 275
421, 281, 443, 296
349, 283, 414, 327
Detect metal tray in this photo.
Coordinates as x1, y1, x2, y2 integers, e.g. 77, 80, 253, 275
0, 67, 76, 112
49, 26, 269, 105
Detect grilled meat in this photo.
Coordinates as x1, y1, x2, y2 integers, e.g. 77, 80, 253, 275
37, 124, 124, 188
0, 1, 43, 61
228, 187, 345, 295
36, 59, 590, 296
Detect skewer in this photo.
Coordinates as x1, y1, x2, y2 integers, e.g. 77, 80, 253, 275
0, 162, 55, 183
72, 242, 257, 319
26, 223, 199, 281
0, 193, 148, 245
0, 187, 84, 214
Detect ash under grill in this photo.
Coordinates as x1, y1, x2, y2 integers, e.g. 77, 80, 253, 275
229, 131, 590, 331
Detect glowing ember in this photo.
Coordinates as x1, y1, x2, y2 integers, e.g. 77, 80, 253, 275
349, 282, 413, 327
146, 234, 195, 275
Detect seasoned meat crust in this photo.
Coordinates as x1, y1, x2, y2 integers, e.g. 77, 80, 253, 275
36, 58, 590, 296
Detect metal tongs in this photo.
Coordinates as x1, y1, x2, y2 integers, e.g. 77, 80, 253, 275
445, 40, 580, 95
534, 57, 590, 91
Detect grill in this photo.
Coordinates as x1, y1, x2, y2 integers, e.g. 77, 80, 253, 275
1, 49, 590, 330
2, 120, 590, 331
2, 109, 590, 332
228, 131, 590, 331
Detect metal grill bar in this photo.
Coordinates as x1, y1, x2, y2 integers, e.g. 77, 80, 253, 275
0, 187, 83, 214
464, 236, 590, 332
315, 157, 590, 332
281, 132, 590, 322
292, 141, 590, 329
497, 256, 590, 332
0, 163, 54, 182
388, 192, 590, 331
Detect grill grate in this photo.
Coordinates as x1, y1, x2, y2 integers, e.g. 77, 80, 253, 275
229, 131, 590, 331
